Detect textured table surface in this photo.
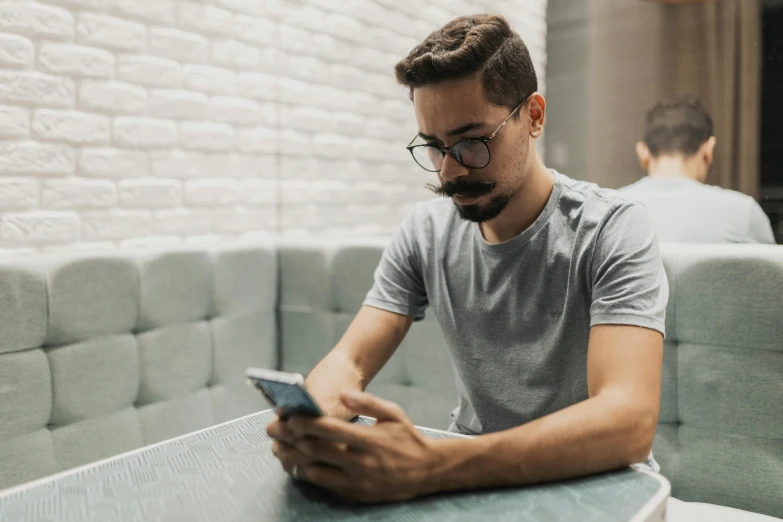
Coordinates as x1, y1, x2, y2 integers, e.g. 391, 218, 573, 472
0, 410, 667, 522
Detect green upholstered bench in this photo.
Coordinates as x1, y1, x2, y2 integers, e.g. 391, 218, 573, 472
0, 240, 780, 521
0, 244, 278, 489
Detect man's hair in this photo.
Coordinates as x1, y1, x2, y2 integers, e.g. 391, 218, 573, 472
643, 96, 714, 158
394, 14, 537, 116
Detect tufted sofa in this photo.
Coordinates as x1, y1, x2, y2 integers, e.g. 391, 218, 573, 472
0, 240, 781, 520
0, 244, 278, 490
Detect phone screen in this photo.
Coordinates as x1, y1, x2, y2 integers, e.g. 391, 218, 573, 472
252, 378, 323, 418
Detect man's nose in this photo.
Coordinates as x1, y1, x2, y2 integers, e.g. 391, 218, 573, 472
439, 154, 469, 183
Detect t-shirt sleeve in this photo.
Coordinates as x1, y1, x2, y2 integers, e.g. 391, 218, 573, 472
746, 200, 776, 244
363, 208, 429, 320
589, 201, 668, 336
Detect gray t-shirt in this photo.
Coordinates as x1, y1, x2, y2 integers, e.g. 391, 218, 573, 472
619, 177, 776, 244
364, 172, 668, 438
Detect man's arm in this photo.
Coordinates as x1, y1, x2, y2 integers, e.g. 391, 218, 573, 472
426, 324, 662, 492
304, 305, 414, 420
306, 205, 426, 420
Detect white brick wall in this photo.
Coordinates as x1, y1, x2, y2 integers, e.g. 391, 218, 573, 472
0, 0, 547, 251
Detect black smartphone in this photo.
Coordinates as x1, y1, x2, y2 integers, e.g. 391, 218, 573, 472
245, 367, 324, 419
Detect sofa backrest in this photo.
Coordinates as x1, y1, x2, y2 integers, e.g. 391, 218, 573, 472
655, 243, 783, 518
0, 244, 277, 489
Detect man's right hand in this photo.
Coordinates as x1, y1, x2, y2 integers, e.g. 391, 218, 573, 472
267, 411, 350, 478
313, 392, 357, 421
267, 414, 314, 475
268, 305, 414, 476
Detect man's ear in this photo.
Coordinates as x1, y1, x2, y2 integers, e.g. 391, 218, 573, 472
527, 93, 546, 139
701, 136, 717, 167
635, 141, 652, 171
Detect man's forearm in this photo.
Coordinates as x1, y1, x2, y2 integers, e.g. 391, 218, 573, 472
304, 349, 365, 420
426, 394, 657, 493
304, 306, 412, 420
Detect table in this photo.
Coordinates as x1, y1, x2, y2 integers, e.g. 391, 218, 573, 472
0, 410, 669, 522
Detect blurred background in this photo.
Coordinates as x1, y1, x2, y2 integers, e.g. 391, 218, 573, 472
0, 0, 780, 252
547, 0, 783, 244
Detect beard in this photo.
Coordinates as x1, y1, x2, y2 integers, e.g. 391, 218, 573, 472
426, 179, 512, 223
453, 193, 512, 222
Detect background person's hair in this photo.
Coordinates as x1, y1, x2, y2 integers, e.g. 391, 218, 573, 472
643, 96, 714, 158
394, 14, 537, 118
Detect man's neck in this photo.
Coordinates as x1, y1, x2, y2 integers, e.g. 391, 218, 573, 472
479, 157, 554, 245
647, 155, 704, 182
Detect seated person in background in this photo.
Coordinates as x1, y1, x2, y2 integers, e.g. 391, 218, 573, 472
620, 96, 776, 244
267, 14, 668, 504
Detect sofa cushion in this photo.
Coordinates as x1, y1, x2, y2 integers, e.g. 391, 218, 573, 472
137, 323, 212, 404
45, 255, 138, 346
0, 429, 56, 490
674, 426, 783, 517
51, 407, 142, 471
0, 349, 51, 440
137, 250, 212, 331
673, 246, 783, 351
138, 388, 215, 445
212, 244, 277, 316
0, 262, 46, 354
278, 242, 334, 375
331, 241, 386, 313
658, 341, 678, 424
678, 343, 783, 438
47, 335, 139, 425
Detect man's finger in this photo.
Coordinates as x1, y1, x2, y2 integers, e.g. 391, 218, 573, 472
340, 391, 407, 423
301, 463, 355, 491
273, 440, 314, 469
266, 419, 297, 443
294, 438, 370, 470
287, 416, 377, 448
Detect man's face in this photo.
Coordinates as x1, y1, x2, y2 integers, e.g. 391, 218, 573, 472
412, 76, 529, 222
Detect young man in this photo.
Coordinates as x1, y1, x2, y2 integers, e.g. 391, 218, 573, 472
621, 96, 776, 244
268, 14, 668, 503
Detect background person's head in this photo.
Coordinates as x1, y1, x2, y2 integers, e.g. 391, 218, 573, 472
394, 14, 544, 223
636, 96, 717, 183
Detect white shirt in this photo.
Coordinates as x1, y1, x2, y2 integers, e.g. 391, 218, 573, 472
619, 177, 776, 244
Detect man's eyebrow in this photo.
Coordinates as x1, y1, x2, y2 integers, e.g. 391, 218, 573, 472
417, 122, 487, 142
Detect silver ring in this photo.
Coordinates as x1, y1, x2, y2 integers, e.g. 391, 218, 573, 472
292, 464, 299, 480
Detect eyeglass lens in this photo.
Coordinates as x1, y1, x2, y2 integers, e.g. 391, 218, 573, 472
412, 141, 490, 171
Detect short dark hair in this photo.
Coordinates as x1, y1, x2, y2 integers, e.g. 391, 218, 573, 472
394, 14, 537, 117
643, 96, 714, 158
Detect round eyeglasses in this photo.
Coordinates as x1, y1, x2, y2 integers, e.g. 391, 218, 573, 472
406, 96, 529, 173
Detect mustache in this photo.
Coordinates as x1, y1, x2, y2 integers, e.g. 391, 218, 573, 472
426, 179, 496, 198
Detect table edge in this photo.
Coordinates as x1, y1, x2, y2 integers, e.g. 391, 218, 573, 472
629, 469, 671, 522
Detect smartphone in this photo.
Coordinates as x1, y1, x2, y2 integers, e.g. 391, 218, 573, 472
245, 367, 324, 419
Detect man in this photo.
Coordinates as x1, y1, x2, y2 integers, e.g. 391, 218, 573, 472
621, 96, 776, 244
268, 14, 668, 503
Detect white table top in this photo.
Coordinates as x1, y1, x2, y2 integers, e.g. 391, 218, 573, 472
0, 410, 670, 522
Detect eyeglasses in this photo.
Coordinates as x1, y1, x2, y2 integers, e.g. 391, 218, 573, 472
406, 96, 529, 173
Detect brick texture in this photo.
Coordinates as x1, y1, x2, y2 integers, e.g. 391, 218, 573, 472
0, 0, 546, 251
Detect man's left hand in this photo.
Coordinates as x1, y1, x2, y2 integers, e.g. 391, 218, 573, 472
271, 391, 440, 503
